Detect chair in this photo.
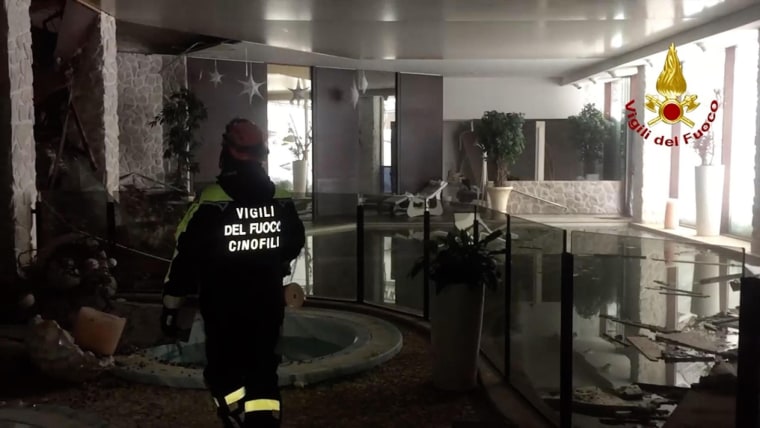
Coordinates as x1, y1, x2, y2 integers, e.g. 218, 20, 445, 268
385, 180, 449, 218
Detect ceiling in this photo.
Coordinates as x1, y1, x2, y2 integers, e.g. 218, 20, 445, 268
85, 0, 760, 79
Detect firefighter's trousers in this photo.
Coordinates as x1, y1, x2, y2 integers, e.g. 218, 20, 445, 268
203, 314, 282, 428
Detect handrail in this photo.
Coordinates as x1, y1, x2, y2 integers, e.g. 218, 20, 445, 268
511, 189, 568, 210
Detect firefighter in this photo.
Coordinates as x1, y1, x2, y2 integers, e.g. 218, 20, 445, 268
160, 118, 306, 427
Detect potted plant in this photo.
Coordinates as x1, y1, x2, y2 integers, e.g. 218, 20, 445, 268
149, 88, 207, 195
693, 129, 722, 236
410, 229, 505, 391
282, 115, 311, 196
568, 103, 614, 180
474, 111, 526, 212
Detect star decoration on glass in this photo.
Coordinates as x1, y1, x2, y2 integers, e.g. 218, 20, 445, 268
288, 80, 310, 105
238, 75, 265, 104
350, 80, 360, 109
209, 69, 224, 87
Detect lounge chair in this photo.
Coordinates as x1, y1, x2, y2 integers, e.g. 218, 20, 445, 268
385, 180, 448, 218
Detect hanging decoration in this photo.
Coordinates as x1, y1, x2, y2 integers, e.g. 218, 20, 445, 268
209, 60, 223, 87
357, 70, 368, 94
238, 62, 265, 104
288, 79, 310, 105
350, 79, 360, 109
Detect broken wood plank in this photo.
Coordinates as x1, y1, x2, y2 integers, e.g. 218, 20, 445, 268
657, 331, 724, 354
652, 281, 707, 295
694, 273, 743, 285
70, 102, 98, 171
600, 314, 679, 333
659, 292, 708, 298
627, 336, 662, 361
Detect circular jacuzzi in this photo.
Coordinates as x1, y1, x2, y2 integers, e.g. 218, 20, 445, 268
114, 307, 403, 388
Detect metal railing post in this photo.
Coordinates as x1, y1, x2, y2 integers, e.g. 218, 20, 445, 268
504, 214, 512, 381
737, 276, 760, 428
559, 230, 573, 428
356, 194, 365, 304
423, 199, 431, 321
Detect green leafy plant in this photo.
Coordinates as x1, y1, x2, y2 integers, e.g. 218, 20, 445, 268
474, 111, 526, 186
568, 103, 617, 175
281, 115, 311, 161
149, 88, 208, 187
410, 229, 506, 293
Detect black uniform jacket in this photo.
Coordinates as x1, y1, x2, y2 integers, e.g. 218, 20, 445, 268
162, 170, 306, 326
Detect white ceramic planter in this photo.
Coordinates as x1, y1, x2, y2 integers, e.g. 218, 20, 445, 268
431, 283, 485, 391
485, 186, 513, 213
695, 165, 724, 236
292, 159, 308, 195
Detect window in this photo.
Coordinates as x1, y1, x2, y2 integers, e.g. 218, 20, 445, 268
266, 65, 312, 196
728, 31, 759, 236
381, 96, 396, 193
677, 48, 725, 225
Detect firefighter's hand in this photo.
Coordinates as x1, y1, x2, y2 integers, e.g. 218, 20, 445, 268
160, 306, 179, 336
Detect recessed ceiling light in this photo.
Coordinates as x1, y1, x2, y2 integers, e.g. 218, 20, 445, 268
613, 12, 625, 20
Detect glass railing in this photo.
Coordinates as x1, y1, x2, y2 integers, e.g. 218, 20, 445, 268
33, 188, 757, 427
568, 231, 745, 427
508, 216, 565, 421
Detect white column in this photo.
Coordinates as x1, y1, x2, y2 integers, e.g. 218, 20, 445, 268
535, 120, 545, 181
0, 0, 37, 275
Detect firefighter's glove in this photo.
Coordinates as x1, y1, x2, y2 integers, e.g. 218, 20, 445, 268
160, 306, 179, 337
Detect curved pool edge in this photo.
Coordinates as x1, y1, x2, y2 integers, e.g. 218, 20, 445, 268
113, 308, 403, 389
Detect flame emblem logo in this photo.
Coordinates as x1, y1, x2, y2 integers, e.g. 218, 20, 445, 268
645, 43, 700, 127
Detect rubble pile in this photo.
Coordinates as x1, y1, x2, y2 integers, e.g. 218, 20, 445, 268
0, 235, 126, 384
29, 236, 119, 329
25, 317, 114, 383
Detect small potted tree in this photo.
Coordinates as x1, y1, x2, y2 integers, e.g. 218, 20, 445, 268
693, 130, 722, 236
568, 103, 614, 180
410, 229, 505, 391
150, 88, 207, 195
474, 111, 526, 212
281, 115, 311, 196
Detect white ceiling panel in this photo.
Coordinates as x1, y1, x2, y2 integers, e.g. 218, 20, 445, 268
86, 0, 760, 78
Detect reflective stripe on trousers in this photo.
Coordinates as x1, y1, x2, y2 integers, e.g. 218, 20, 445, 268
244, 399, 280, 413
213, 387, 246, 407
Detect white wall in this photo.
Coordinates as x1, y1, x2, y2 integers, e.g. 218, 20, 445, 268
443, 77, 602, 120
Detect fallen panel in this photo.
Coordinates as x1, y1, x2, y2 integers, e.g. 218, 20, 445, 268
627, 336, 662, 361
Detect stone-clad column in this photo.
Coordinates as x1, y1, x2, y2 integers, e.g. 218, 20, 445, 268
72, 12, 119, 195
0, 0, 37, 275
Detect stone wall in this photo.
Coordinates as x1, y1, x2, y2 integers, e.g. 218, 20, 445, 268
117, 53, 186, 187
72, 12, 119, 195
506, 181, 622, 215
0, 0, 37, 274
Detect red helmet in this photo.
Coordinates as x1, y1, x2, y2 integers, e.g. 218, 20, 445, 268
222, 118, 267, 163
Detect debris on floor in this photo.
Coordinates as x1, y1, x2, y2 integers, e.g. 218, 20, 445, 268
25, 317, 114, 383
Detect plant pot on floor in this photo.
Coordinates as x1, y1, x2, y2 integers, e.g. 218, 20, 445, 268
486, 186, 513, 213
292, 160, 308, 196
695, 165, 724, 236
431, 283, 485, 391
